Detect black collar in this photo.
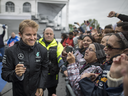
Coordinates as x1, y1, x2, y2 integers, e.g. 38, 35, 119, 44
18, 39, 36, 51
80, 62, 100, 74
42, 38, 52, 47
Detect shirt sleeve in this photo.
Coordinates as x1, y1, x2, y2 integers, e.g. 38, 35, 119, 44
15, 74, 24, 81
118, 14, 128, 22
67, 62, 82, 95
1, 49, 20, 82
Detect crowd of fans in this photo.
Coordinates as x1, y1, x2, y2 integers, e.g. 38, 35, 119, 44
60, 11, 128, 96
1, 10, 128, 96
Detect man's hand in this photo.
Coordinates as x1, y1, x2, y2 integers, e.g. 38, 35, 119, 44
108, 11, 119, 17
35, 88, 43, 96
64, 70, 68, 77
62, 45, 68, 57
81, 73, 99, 81
76, 22, 80, 26
15, 64, 26, 77
108, 11, 116, 17
67, 52, 75, 64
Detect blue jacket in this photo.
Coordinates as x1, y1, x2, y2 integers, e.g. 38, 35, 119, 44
7, 36, 19, 45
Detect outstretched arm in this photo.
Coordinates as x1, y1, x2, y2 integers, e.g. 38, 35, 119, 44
108, 11, 128, 22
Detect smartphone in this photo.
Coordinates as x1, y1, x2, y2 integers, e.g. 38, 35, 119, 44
66, 46, 73, 53
74, 22, 77, 24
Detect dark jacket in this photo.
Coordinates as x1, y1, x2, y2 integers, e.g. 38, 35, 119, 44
105, 83, 123, 96
118, 14, 128, 22
1, 39, 49, 96
79, 56, 118, 96
0, 30, 5, 48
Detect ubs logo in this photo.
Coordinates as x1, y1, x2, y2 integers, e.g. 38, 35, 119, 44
18, 53, 24, 60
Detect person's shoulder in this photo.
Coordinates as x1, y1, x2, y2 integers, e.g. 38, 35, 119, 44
15, 36, 19, 39
36, 43, 47, 51
5, 44, 17, 54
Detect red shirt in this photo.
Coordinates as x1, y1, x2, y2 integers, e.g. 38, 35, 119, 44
62, 39, 67, 47
65, 37, 74, 47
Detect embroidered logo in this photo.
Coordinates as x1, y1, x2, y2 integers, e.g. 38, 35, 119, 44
101, 77, 107, 82
36, 52, 39, 57
36, 52, 41, 58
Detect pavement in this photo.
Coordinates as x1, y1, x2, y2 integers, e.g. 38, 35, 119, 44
0, 72, 66, 96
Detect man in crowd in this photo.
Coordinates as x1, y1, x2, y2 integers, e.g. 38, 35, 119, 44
6, 32, 19, 47
65, 32, 74, 47
73, 30, 79, 49
2, 20, 49, 96
0, 25, 6, 59
39, 27, 66, 96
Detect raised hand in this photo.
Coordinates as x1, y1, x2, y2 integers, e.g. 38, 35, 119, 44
81, 73, 99, 81
67, 52, 75, 64
108, 11, 116, 17
110, 54, 128, 78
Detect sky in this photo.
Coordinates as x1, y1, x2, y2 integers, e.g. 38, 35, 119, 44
62, 0, 128, 29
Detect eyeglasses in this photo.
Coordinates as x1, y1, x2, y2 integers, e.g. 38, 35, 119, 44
106, 43, 123, 50
86, 48, 96, 52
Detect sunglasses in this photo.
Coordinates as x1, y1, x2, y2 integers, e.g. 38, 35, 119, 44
106, 43, 123, 50
86, 48, 96, 52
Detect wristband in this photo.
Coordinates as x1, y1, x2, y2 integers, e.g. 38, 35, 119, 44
114, 13, 117, 17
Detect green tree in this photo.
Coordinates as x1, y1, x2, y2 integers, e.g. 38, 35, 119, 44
69, 24, 75, 32
88, 19, 100, 29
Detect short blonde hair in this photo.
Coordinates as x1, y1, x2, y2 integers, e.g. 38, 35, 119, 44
19, 19, 39, 34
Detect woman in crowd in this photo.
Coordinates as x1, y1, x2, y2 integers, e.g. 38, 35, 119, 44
62, 35, 95, 76
66, 43, 106, 96
79, 31, 128, 96
61, 33, 68, 47
76, 35, 94, 57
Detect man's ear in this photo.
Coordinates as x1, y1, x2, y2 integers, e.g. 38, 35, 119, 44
18, 32, 22, 38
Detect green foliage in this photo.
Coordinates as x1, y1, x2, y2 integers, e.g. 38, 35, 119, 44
88, 19, 100, 29
69, 24, 75, 32
68, 19, 100, 32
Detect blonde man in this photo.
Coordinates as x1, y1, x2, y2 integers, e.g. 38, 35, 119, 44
2, 20, 49, 96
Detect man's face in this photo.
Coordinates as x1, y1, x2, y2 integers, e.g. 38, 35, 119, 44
69, 34, 73, 39
44, 28, 54, 42
19, 27, 37, 46
74, 32, 78, 36
11, 32, 15, 38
